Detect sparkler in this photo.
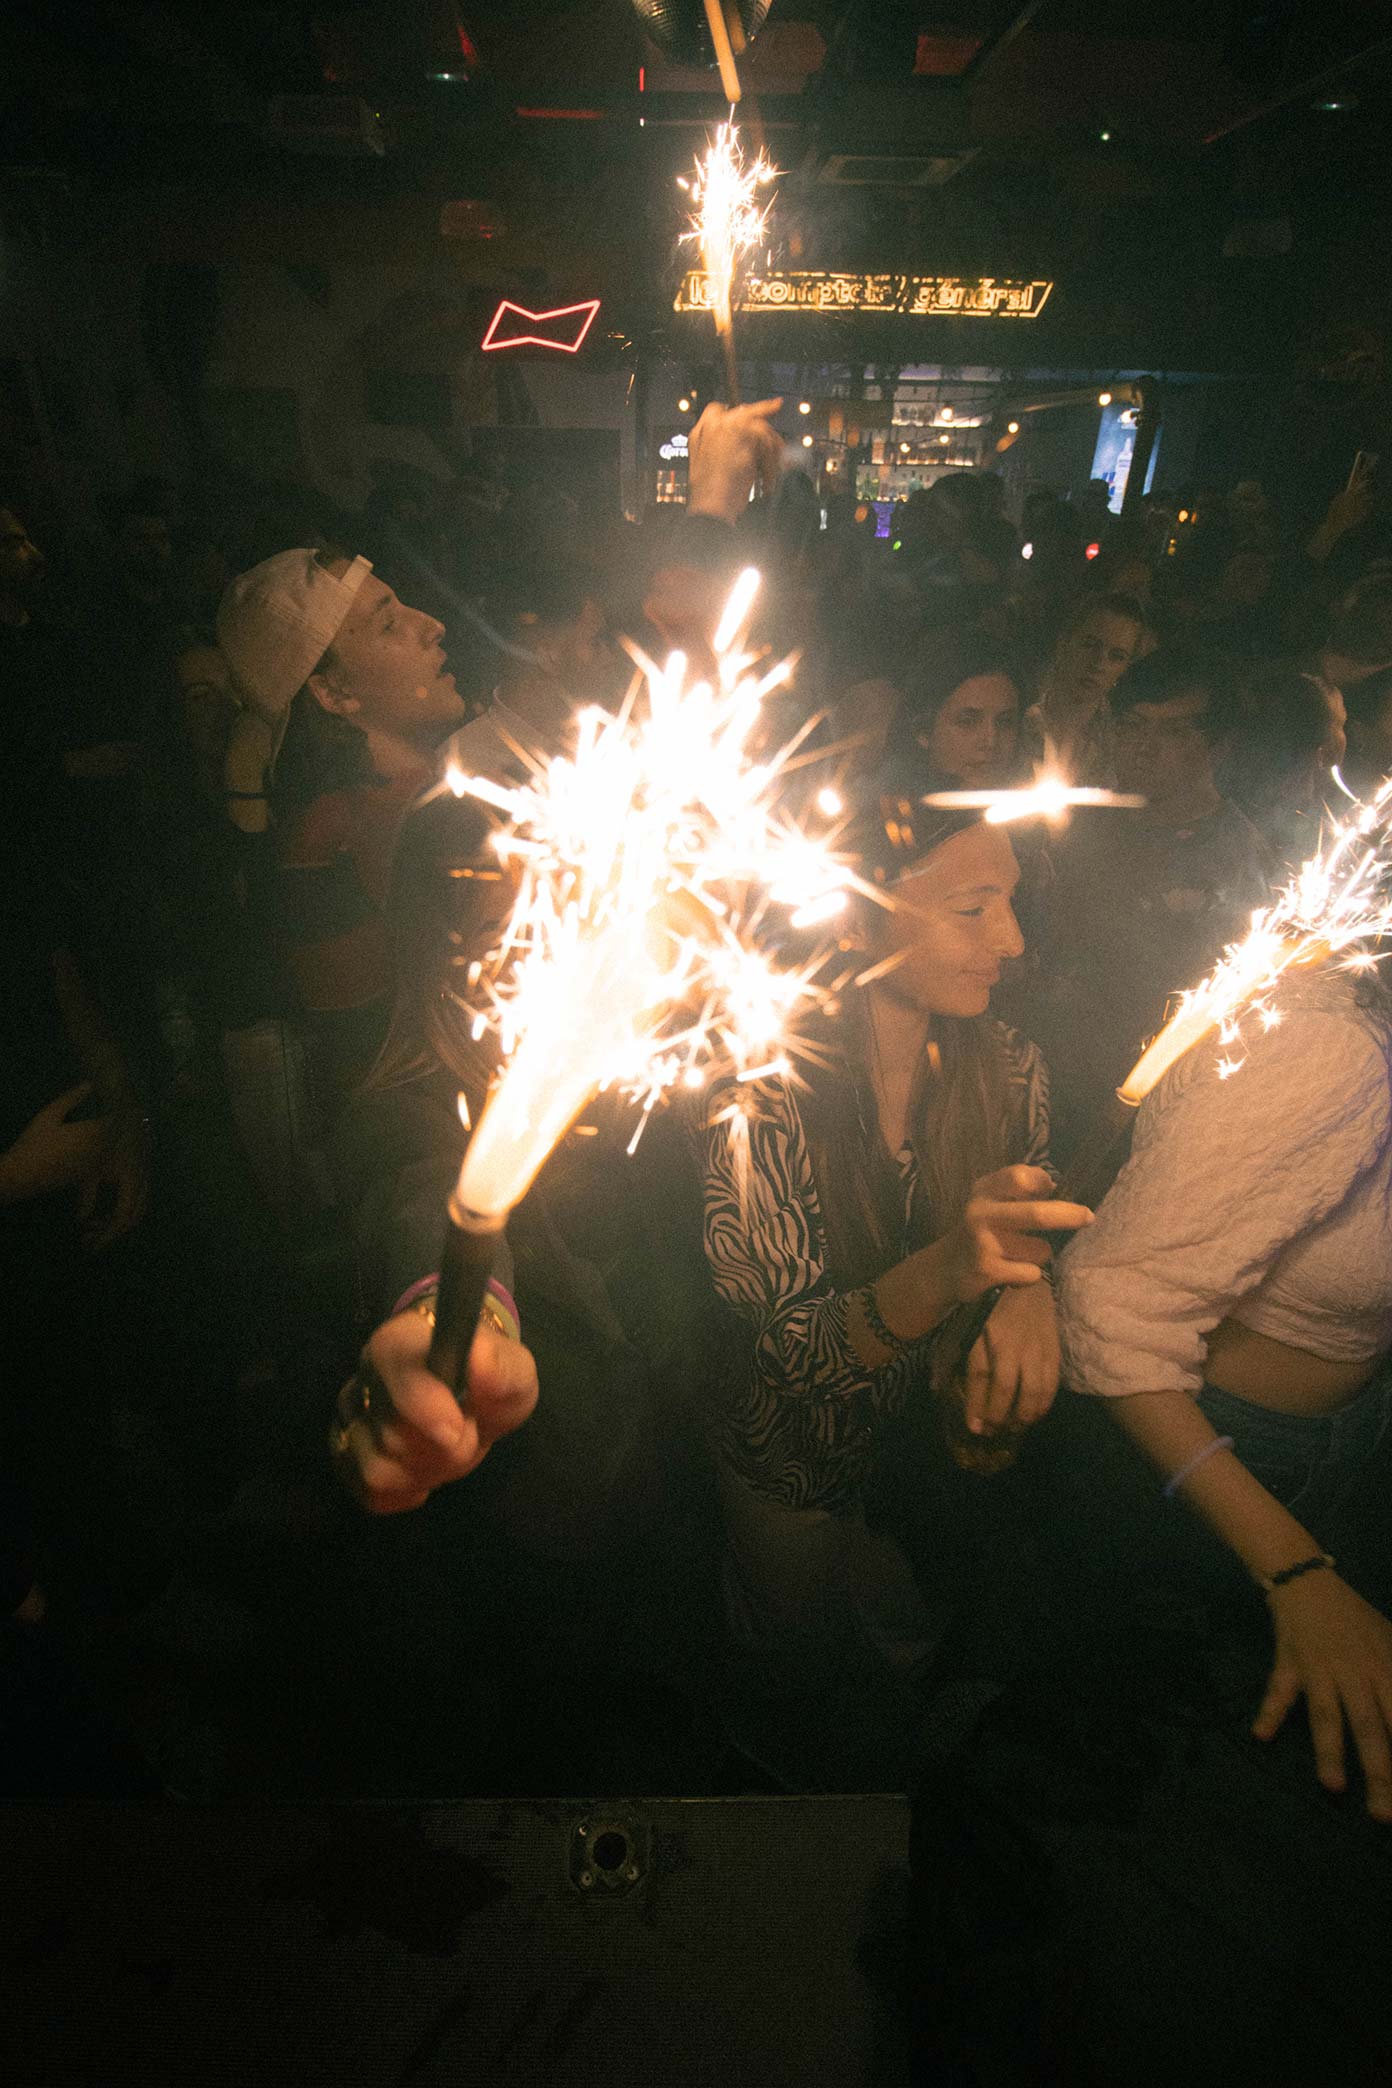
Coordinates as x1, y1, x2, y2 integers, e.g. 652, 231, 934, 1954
924, 775, 1146, 824
425, 567, 854, 1394
678, 120, 778, 403
1118, 769, 1392, 1107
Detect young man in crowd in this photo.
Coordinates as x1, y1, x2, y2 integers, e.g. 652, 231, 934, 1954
1022, 591, 1150, 784
1020, 644, 1272, 1167
216, 547, 469, 1101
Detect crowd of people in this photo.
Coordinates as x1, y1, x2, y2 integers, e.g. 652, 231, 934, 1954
3, 398, 1391, 1907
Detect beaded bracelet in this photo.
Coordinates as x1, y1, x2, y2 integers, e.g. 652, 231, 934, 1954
1258, 1552, 1335, 1594
860, 1284, 912, 1357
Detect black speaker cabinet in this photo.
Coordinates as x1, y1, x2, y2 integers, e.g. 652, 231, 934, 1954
2, 1795, 912, 2085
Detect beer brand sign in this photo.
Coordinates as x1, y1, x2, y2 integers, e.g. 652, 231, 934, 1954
674, 270, 1054, 320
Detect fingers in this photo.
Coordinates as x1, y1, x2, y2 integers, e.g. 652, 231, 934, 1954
334, 1418, 435, 1517
466, 1323, 541, 1447
979, 1330, 1021, 1434
368, 1312, 474, 1453
975, 1164, 1054, 1200
1014, 1337, 1059, 1429
340, 1317, 540, 1514
1252, 1658, 1300, 1742
973, 1197, 1093, 1238
1305, 1678, 1348, 1794
962, 1337, 991, 1435
1343, 1687, 1392, 1822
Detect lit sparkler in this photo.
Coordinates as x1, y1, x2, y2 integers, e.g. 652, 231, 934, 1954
678, 120, 778, 403
1118, 770, 1392, 1107
424, 568, 853, 1393
924, 774, 1146, 825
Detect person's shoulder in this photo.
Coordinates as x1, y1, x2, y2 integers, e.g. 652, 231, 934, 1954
1154, 976, 1389, 1127
704, 1072, 804, 1142
990, 1020, 1046, 1084
277, 788, 355, 863
1210, 797, 1276, 872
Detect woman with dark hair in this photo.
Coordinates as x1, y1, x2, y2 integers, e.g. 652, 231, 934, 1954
888, 630, 1025, 794
702, 796, 1092, 1781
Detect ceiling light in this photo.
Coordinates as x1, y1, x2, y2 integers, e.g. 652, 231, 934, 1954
1099, 128, 1113, 142
939, 433, 950, 444
802, 433, 814, 447
1098, 391, 1112, 406
900, 441, 910, 453
677, 396, 691, 412
1007, 420, 1020, 434
798, 400, 811, 414
940, 406, 953, 422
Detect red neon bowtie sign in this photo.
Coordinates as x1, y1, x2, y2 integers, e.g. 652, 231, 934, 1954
481, 298, 600, 354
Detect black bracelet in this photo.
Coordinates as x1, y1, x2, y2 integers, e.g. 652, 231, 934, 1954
860, 1284, 912, 1357
1258, 1551, 1335, 1593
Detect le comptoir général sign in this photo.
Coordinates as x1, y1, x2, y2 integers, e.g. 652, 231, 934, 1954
674, 270, 1055, 320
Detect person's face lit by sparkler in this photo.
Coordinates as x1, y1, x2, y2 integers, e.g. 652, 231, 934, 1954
309, 564, 466, 742
917, 672, 1021, 790
1113, 686, 1224, 819
1052, 605, 1144, 710
870, 824, 1025, 1020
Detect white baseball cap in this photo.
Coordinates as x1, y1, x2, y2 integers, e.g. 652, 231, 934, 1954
217, 547, 373, 777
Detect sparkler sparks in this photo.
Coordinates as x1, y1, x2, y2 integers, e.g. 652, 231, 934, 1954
924, 775, 1146, 825
678, 120, 778, 401
442, 567, 854, 1225
1118, 771, 1392, 1106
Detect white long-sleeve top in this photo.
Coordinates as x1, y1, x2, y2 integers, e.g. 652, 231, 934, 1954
1057, 974, 1392, 1398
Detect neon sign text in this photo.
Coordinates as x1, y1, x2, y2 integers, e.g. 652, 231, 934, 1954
481, 298, 601, 353
674, 271, 1054, 320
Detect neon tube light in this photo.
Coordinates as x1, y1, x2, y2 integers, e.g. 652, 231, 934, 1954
480, 298, 601, 354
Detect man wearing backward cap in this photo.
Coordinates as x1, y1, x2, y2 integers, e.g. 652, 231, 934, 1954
216, 547, 467, 1102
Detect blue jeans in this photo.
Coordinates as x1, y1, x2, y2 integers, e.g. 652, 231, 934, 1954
1198, 1369, 1392, 1537
1026, 1366, 1392, 1630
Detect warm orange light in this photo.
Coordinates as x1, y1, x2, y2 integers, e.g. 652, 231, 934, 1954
1007, 419, 1020, 434
801, 433, 813, 447
798, 399, 811, 414
678, 396, 691, 412
1098, 390, 1113, 406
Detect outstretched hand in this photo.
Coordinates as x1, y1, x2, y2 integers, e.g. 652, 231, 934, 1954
947, 1164, 1092, 1301
332, 1308, 539, 1515
1254, 1568, 1392, 1822
687, 398, 784, 524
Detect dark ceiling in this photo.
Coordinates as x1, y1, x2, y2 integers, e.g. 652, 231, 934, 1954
3, 4, 1391, 370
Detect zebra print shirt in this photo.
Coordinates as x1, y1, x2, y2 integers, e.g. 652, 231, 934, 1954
703, 1025, 1051, 1513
